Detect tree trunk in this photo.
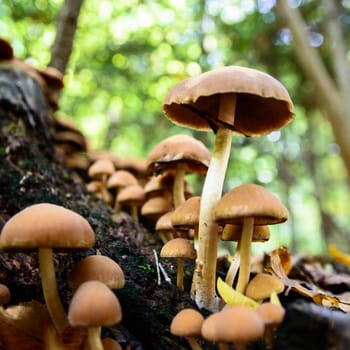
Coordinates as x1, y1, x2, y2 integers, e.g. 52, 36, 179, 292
49, 0, 84, 74
275, 0, 350, 182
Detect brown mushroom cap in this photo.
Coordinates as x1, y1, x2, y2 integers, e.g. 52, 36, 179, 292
146, 134, 210, 175
256, 302, 285, 326
245, 273, 284, 301
68, 280, 122, 327
68, 255, 125, 290
214, 183, 288, 226
160, 238, 196, 260
204, 305, 264, 344
0, 283, 10, 305
0, 203, 95, 251
163, 66, 294, 136
116, 184, 146, 206
88, 159, 115, 180
171, 196, 200, 230
107, 170, 138, 190
141, 196, 173, 221
170, 308, 204, 337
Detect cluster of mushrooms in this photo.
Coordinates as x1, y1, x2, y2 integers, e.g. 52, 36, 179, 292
1, 35, 297, 350
0, 203, 125, 350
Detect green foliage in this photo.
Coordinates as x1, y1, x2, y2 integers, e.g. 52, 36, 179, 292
3, 0, 350, 254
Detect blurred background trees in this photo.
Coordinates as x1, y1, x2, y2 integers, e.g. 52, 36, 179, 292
1, 0, 350, 255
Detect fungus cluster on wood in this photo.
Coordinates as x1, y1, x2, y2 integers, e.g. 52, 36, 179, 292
0, 202, 125, 349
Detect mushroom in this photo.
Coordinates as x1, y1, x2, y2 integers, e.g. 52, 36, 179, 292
116, 184, 145, 221
0, 283, 10, 306
68, 280, 122, 350
160, 238, 196, 290
163, 66, 294, 310
68, 255, 125, 291
155, 211, 177, 243
220, 225, 270, 287
170, 308, 204, 350
201, 305, 264, 350
146, 134, 210, 208
88, 159, 115, 204
140, 196, 173, 225
214, 183, 288, 294
0, 203, 95, 333
171, 196, 200, 249
107, 170, 138, 211
245, 273, 284, 304
256, 302, 285, 347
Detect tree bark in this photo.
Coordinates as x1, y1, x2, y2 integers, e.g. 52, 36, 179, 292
48, 0, 84, 74
0, 67, 199, 350
275, 0, 350, 181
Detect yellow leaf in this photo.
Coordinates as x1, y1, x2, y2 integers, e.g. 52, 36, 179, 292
217, 277, 258, 309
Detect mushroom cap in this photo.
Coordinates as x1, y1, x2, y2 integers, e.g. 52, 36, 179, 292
146, 134, 210, 175
141, 196, 173, 220
0, 203, 95, 251
155, 211, 175, 233
107, 170, 138, 190
170, 308, 204, 337
245, 273, 284, 301
171, 196, 200, 229
0, 283, 10, 305
256, 302, 285, 326
88, 159, 115, 180
214, 183, 288, 226
221, 224, 270, 242
163, 66, 294, 136
68, 255, 125, 290
68, 280, 122, 327
160, 238, 196, 260
116, 184, 146, 206
202, 306, 264, 344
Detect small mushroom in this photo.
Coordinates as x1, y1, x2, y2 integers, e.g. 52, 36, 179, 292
160, 238, 196, 290
116, 184, 145, 222
88, 159, 115, 204
0, 203, 95, 333
170, 308, 204, 350
214, 183, 288, 294
201, 305, 264, 350
256, 302, 285, 347
68, 255, 125, 291
146, 134, 210, 208
68, 281, 122, 350
245, 273, 284, 304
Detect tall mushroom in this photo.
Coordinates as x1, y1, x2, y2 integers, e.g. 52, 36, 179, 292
146, 134, 210, 208
214, 183, 288, 294
0, 203, 95, 333
163, 65, 294, 310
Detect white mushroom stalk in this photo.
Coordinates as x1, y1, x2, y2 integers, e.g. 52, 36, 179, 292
39, 248, 68, 333
193, 93, 236, 310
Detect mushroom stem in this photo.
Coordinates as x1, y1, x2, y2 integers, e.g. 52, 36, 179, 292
177, 257, 184, 290
39, 248, 68, 334
173, 165, 186, 208
100, 174, 110, 204
225, 240, 241, 287
87, 326, 104, 350
187, 337, 203, 350
236, 217, 254, 294
130, 205, 139, 222
193, 93, 237, 310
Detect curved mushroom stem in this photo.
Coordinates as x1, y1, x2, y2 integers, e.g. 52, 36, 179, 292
193, 93, 237, 311
88, 326, 104, 350
236, 217, 254, 294
225, 240, 241, 287
176, 258, 184, 290
173, 165, 186, 208
39, 248, 68, 334
187, 337, 203, 350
